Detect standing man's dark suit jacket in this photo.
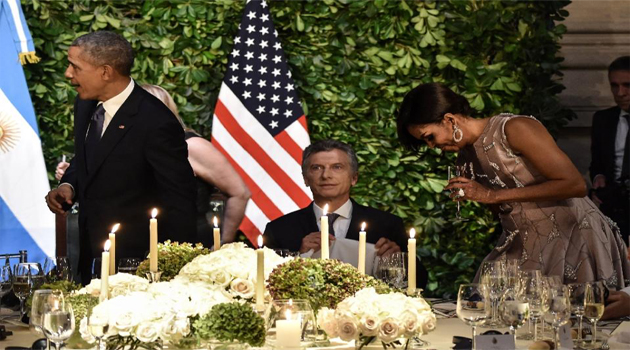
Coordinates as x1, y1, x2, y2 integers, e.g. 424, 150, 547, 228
263, 199, 428, 288
61, 84, 197, 282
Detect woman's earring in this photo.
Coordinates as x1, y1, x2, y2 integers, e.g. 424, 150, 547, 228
453, 125, 464, 143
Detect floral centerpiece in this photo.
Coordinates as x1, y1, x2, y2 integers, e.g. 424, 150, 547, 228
267, 258, 390, 312
177, 242, 290, 301
317, 288, 436, 349
193, 302, 266, 348
136, 240, 211, 281
80, 273, 149, 298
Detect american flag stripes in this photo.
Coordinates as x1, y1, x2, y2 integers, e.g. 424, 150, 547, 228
211, 0, 312, 244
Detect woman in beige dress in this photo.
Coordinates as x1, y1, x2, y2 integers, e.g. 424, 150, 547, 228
397, 83, 630, 288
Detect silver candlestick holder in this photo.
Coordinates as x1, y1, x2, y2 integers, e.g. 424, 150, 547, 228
146, 271, 162, 283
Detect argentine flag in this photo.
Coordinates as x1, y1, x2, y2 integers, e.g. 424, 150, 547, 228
0, 0, 55, 264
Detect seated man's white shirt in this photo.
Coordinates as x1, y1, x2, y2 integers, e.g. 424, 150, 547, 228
313, 199, 353, 238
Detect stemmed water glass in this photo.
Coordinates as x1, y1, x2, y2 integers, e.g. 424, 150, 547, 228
42, 291, 75, 350
567, 282, 586, 346
43, 257, 71, 282
118, 258, 141, 274
456, 283, 489, 350
481, 260, 507, 327
498, 286, 529, 337
521, 270, 546, 341
13, 262, 44, 321
30, 289, 53, 348
87, 306, 109, 350
584, 281, 605, 348
544, 285, 571, 350
447, 164, 469, 221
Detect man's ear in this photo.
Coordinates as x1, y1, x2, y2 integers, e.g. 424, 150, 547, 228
351, 173, 358, 187
101, 65, 114, 81
303, 174, 310, 187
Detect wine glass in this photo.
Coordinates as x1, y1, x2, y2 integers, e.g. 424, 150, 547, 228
13, 262, 44, 321
384, 252, 408, 289
567, 282, 586, 346
498, 286, 529, 337
30, 289, 53, 348
504, 259, 521, 289
544, 285, 571, 350
42, 291, 75, 350
43, 257, 71, 282
456, 283, 489, 350
87, 306, 109, 350
118, 258, 141, 275
584, 281, 605, 348
480, 260, 506, 327
521, 269, 545, 341
0, 264, 12, 320
447, 164, 469, 221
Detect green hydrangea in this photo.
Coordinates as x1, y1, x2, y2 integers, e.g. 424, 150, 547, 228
136, 240, 210, 281
267, 258, 390, 312
193, 302, 266, 347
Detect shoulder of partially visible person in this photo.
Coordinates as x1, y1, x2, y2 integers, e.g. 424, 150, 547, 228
592, 106, 620, 127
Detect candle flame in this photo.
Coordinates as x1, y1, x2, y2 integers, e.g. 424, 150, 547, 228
323, 204, 329, 216
213, 216, 218, 228
361, 222, 366, 231
104, 239, 111, 252
288, 299, 293, 306
151, 208, 158, 218
53, 298, 60, 310
257, 234, 263, 248
111, 223, 120, 234
285, 309, 292, 319
409, 228, 416, 239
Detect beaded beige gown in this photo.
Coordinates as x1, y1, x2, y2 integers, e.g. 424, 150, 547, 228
459, 114, 630, 288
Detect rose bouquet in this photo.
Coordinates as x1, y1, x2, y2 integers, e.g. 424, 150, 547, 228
79, 273, 149, 299
136, 240, 211, 281
317, 288, 436, 349
267, 258, 390, 312
177, 242, 290, 301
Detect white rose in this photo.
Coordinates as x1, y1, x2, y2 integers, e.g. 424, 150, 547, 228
336, 316, 359, 342
419, 312, 436, 335
378, 317, 401, 343
230, 278, 255, 299
317, 308, 338, 338
209, 269, 232, 287
160, 313, 189, 341
359, 315, 380, 337
400, 310, 419, 337
111, 284, 129, 298
113, 311, 137, 337
135, 321, 160, 343
79, 317, 95, 344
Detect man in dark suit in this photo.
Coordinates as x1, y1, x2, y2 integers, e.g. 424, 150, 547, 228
590, 56, 630, 242
45, 31, 197, 283
264, 140, 427, 287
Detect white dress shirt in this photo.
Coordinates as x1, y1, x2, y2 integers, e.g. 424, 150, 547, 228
614, 110, 629, 181
99, 79, 135, 136
313, 199, 353, 238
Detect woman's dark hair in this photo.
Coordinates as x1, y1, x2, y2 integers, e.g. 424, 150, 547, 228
397, 83, 472, 152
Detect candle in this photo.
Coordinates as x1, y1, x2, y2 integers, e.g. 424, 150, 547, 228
358, 222, 366, 274
320, 204, 329, 259
150, 208, 158, 273
256, 235, 265, 311
276, 307, 301, 348
408, 228, 417, 295
100, 240, 111, 302
213, 216, 221, 251
108, 223, 120, 275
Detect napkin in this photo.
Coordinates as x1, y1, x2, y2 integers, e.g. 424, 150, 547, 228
608, 322, 630, 350
301, 238, 377, 275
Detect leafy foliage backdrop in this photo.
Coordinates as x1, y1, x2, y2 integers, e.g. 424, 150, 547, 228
23, 0, 573, 297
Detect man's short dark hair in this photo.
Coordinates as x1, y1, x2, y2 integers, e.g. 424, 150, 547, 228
71, 31, 134, 76
302, 140, 359, 175
608, 56, 630, 73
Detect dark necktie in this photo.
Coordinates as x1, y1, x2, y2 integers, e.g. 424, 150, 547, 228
328, 213, 341, 236
84, 104, 105, 173
621, 114, 629, 181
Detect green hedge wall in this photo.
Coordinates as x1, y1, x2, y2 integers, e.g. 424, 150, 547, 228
23, 0, 573, 297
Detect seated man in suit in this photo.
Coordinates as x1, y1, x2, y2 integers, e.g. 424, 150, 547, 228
264, 140, 427, 287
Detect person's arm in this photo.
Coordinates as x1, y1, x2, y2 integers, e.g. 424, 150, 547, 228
447, 117, 587, 204
187, 137, 251, 243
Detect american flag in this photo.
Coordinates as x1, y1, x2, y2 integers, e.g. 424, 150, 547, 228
211, 0, 312, 244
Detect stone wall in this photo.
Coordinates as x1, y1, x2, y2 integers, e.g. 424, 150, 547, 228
557, 0, 630, 182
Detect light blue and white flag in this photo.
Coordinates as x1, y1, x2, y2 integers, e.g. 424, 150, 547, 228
0, 0, 55, 265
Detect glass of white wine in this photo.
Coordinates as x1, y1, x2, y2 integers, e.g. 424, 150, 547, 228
567, 282, 586, 346
499, 287, 530, 337
42, 291, 75, 350
456, 283, 489, 350
13, 262, 44, 321
584, 281, 605, 348
480, 260, 507, 327
87, 306, 109, 350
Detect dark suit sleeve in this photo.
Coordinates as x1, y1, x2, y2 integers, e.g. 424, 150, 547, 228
263, 222, 280, 249
590, 110, 606, 182
145, 114, 197, 243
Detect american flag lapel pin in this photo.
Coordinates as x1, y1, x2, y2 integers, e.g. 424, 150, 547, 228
119, 125, 125, 129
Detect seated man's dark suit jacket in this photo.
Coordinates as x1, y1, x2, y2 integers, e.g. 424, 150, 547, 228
264, 199, 428, 288
590, 106, 629, 239
61, 84, 197, 283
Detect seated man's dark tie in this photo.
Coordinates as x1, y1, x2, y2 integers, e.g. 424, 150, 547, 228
328, 213, 341, 236
85, 104, 105, 173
